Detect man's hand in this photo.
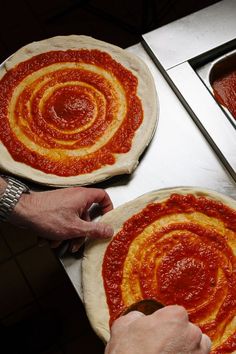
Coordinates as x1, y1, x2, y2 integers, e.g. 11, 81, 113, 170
105, 305, 211, 354
10, 187, 114, 250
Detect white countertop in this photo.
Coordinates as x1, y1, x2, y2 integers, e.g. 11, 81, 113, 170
62, 43, 236, 297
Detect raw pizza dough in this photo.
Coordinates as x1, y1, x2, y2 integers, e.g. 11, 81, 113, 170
0, 35, 158, 186
82, 187, 236, 349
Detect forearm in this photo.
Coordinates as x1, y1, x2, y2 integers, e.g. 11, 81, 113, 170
10, 192, 33, 226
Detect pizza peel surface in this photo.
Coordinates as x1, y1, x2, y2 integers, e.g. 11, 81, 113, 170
0, 35, 158, 186
82, 187, 236, 353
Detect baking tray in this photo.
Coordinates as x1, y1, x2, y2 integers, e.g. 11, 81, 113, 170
196, 49, 236, 129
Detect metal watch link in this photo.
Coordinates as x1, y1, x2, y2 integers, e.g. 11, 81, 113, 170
0, 175, 30, 222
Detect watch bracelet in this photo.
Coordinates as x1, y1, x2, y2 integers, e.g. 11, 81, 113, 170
0, 179, 26, 221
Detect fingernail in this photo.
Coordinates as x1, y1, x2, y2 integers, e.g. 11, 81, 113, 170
72, 245, 78, 253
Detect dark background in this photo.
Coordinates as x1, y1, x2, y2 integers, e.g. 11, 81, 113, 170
0, 1, 219, 353
0, 0, 219, 61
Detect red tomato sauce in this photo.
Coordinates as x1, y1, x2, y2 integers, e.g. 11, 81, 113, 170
0, 50, 143, 176
102, 194, 236, 352
212, 68, 236, 119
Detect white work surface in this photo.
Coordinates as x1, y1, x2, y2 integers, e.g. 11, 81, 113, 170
61, 43, 236, 297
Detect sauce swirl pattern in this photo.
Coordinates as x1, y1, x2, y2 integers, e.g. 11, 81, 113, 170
103, 194, 236, 353
0, 50, 143, 176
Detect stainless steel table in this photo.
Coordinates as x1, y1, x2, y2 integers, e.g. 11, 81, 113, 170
62, 40, 236, 296
142, 0, 236, 180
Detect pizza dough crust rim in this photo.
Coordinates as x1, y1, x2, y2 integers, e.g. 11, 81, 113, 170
0, 35, 158, 186
82, 186, 236, 343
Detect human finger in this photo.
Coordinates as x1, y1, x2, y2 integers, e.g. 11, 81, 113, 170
84, 188, 113, 214
199, 334, 212, 353
186, 322, 203, 350
121, 310, 145, 323
151, 305, 189, 322
69, 237, 86, 253
111, 311, 145, 335
183, 322, 211, 353
72, 219, 114, 239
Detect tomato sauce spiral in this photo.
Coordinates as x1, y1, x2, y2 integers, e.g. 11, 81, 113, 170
102, 194, 236, 353
0, 49, 143, 176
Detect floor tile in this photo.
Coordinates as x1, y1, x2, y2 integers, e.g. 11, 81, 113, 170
0, 232, 11, 263
0, 40, 8, 63
85, 0, 146, 32
17, 244, 66, 297
39, 281, 82, 317
1, 23, 45, 58
39, 282, 91, 344
40, 348, 64, 354
26, 0, 71, 19
0, 260, 33, 318
0, 223, 38, 255
43, 6, 139, 48
64, 334, 105, 354
0, 1, 37, 30
1, 309, 63, 354
1, 302, 40, 327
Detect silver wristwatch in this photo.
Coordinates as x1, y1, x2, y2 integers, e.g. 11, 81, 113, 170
0, 175, 30, 222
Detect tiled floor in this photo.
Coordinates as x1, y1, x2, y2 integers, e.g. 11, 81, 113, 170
0, 0, 219, 353
0, 225, 105, 354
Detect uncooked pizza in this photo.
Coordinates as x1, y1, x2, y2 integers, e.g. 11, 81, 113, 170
0, 35, 158, 186
82, 187, 236, 353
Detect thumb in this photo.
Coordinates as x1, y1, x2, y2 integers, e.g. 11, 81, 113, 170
78, 220, 114, 239
201, 334, 212, 353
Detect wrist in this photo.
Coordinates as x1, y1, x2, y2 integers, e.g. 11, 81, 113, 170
0, 179, 7, 196
9, 192, 34, 227
0, 176, 30, 223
